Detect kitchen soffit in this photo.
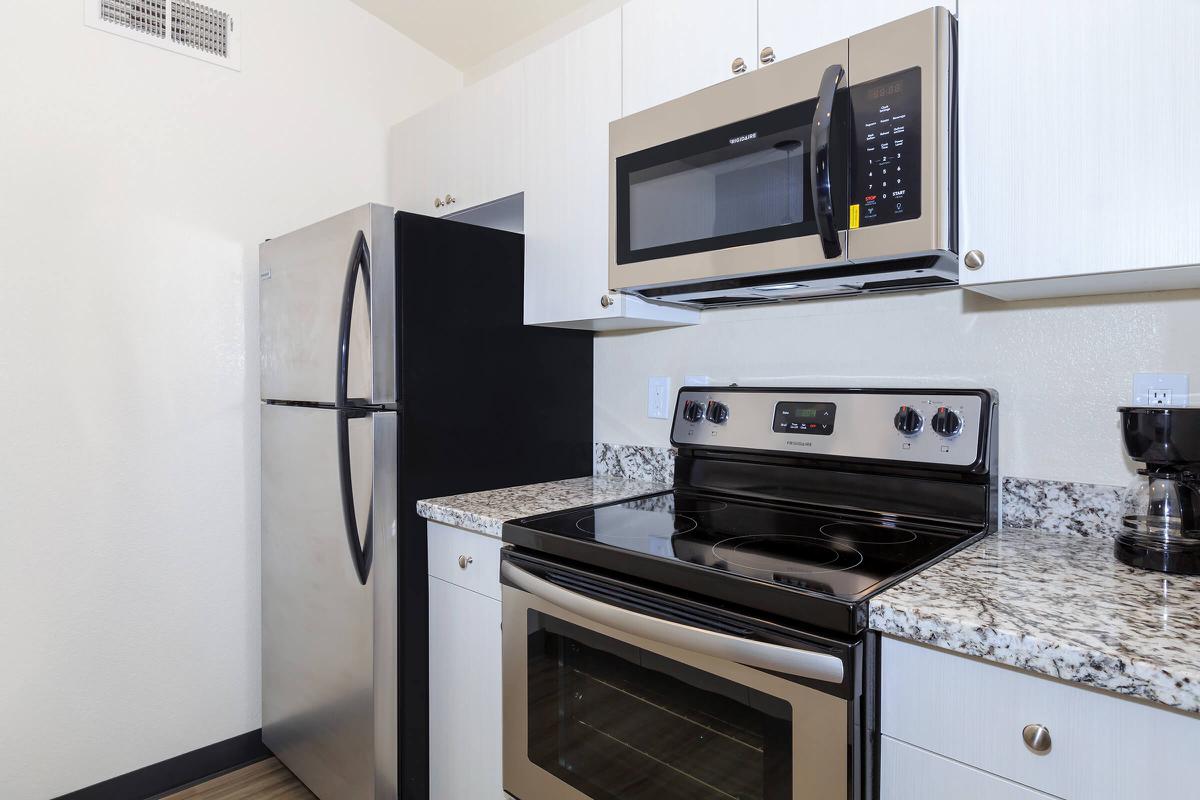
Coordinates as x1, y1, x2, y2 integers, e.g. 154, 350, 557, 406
348, 0, 595, 72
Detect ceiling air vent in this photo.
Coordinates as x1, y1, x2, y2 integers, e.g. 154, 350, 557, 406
84, 0, 241, 70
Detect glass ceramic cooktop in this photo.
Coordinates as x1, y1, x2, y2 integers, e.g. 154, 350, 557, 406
517, 490, 973, 602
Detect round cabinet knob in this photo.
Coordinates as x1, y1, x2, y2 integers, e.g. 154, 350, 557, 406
705, 400, 730, 425
1022, 724, 1052, 754
433, 197, 444, 208
457, 554, 473, 570
444, 194, 456, 206
894, 405, 923, 436
930, 406, 963, 438
964, 249, 986, 270
760, 46, 776, 64
731, 57, 747, 75
682, 399, 705, 423
600, 294, 615, 309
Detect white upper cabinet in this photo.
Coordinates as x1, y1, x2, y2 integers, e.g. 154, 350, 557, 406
621, 0, 758, 116
958, 0, 1200, 299
523, 8, 699, 329
758, 0, 942, 64
390, 61, 524, 217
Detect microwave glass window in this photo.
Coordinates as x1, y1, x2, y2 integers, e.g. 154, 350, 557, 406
526, 610, 793, 800
627, 128, 810, 252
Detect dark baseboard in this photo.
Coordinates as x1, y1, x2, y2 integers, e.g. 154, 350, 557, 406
52, 729, 269, 800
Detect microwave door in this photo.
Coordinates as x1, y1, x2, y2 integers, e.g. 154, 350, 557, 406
609, 38, 850, 294
845, 7, 956, 267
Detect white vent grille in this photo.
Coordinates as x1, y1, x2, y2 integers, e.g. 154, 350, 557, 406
171, 0, 228, 58
100, 0, 167, 38
84, 0, 240, 70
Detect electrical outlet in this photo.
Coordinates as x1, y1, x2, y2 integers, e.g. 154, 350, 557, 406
685, 375, 711, 386
1133, 373, 1189, 406
647, 376, 671, 419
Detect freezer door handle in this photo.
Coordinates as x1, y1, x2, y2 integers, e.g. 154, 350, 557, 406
337, 408, 372, 585
337, 230, 371, 408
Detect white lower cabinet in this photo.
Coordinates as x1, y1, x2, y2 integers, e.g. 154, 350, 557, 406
880, 637, 1199, 799
881, 737, 1059, 800
427, 522, 505, 800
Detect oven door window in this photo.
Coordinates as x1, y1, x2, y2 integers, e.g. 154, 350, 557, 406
615, 95, 847, 266
527, 610, 793, 800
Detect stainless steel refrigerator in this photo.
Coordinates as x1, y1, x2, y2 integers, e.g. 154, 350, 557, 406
259, 204, 593, 799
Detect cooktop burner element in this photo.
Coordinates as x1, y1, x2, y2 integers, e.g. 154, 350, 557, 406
503, 386, 998, 634
712, 534, 865, 574
820, 522, 919, 545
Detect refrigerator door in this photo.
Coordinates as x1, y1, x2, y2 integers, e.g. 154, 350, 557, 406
261, 402, 376, 799
259, 203, 396, 406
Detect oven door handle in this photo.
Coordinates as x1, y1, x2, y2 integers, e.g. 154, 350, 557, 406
501, 561, 845, 684
810, 63, 845, 259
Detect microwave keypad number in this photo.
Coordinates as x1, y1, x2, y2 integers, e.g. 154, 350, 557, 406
772, 402, 836, 436
850, 68, 922, 229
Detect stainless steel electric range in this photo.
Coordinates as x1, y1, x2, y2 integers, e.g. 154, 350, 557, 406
501, 387, 998, 800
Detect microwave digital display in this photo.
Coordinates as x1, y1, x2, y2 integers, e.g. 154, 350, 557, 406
850, 68, 922, 229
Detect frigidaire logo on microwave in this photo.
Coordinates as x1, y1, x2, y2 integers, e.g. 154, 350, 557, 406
729, 132, 758, 145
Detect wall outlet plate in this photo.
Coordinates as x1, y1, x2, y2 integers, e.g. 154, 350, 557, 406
647, 376, 671, 419
1133, 373, 1189, 406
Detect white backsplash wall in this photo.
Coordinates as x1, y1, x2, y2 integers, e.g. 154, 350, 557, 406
0, 3, 459, 798
595, 286, 1200, 487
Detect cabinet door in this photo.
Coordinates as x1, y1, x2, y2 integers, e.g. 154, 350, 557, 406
427, 575, 503, 800
881, 737, 1060, 800
958, 0, 1200, 291
758, 0, 942, 64
391, 100, 461, 217
523, 10, 622, 325
621, 0, 758, 116
454, 61, 525, 210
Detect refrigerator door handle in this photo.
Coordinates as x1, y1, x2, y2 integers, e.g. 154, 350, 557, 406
337, 408, 373, 585
337, 230, 371, 408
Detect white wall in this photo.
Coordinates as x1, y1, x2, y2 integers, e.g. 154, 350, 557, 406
0, 3, 459, 798
595, 287, 1200, 487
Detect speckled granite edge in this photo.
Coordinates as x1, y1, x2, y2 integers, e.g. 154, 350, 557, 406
594, 443, 676, 483
869, 528, 1200, 714
594, 443, 1127, 537
417, 476, 671, 538
1002, 476, 1124, 537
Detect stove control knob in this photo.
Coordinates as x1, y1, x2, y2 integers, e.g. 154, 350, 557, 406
705, 400, 730, 425
894, 405, 923, 436
682, 399, 705, 423
931, 406, 963, 438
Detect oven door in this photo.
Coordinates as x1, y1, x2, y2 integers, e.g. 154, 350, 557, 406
609, 39, 851, 294
501, 553, 863, 800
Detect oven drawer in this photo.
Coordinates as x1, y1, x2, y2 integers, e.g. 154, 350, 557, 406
427, 521, 502, 600
880, 637, 1200, 799
501, 552, 861, 800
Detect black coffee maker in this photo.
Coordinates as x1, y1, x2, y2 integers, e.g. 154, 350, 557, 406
1117, 406, 1200, 575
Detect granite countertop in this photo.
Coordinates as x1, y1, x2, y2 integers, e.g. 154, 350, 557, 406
416, 476, 670, 538
870, 528, 1200, 713
417, 478, 1200, 714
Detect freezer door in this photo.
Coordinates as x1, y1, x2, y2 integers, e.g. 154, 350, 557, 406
262, 403, 375, 799
259, 203, 396, 405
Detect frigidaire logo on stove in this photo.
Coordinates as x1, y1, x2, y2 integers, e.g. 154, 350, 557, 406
729, 132, 758, 145
785, 440, 813, 447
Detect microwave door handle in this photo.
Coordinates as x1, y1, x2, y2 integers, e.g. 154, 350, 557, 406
501, 561, 845, 684
810, 63, 845, 259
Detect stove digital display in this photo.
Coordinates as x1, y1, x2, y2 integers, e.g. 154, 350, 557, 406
772, 402, 836, 435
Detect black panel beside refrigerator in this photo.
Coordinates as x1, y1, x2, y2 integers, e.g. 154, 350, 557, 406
392, 211, 593, 799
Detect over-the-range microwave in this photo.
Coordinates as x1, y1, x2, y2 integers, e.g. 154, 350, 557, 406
609, 7, 956, 307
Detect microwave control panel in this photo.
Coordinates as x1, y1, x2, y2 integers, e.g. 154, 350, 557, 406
849, 67, 922, 229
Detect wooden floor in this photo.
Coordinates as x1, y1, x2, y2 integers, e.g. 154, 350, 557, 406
161, 757, 315, 800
